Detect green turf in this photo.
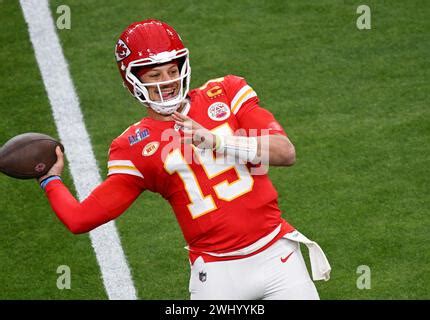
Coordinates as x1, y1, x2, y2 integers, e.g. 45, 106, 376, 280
0, 0, 107, 299
1, 0, 428, 299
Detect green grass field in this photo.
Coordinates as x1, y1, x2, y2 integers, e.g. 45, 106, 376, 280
0, 0, 429, 299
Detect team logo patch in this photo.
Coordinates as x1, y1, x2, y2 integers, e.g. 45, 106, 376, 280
142, 141, 159, 156
115, 39, 131, 62
128, 128, 150, 146
208, 102, 230, 121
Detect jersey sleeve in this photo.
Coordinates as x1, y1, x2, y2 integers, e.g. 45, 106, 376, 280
223, 75, 287, 136
44, 174, 144, 234
107, 139, 145, 179
223, 75, 259, 116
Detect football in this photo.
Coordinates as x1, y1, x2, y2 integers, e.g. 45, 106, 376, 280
0, 132, 64, 179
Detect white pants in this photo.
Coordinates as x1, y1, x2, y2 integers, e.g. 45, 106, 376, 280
189, 237, 320, 300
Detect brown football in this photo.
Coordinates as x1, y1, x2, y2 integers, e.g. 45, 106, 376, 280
0, 133, 64, 179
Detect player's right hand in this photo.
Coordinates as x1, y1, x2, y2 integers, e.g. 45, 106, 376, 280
37, 146, 65, 183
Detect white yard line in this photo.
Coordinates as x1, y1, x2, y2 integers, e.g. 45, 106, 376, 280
20, 0, 137, 300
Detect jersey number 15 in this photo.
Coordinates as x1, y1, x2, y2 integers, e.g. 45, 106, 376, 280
164, 124, 254, 218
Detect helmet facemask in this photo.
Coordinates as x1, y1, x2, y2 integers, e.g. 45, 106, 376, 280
125, 49, 191, 115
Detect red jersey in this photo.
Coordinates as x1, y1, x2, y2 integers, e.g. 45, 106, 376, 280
107, 75, 294, 258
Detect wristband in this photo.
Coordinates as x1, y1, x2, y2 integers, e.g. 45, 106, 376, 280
214, 135, 258, 163
40, 175, 62, 190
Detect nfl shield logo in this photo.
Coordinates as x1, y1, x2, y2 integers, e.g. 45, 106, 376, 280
199, 271, 207, 282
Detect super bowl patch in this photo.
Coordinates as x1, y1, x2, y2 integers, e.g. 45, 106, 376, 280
128, 128, 150, 146
208, 102, 230, 121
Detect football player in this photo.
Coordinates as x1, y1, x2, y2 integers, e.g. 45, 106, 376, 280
39, 19, 331, 299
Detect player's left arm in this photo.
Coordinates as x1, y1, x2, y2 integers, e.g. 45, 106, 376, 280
258, 134, 296, 166
172, 109, 295, 167
235, 104, 296, 166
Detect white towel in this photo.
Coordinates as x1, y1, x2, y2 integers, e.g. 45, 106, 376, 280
284, 230, 331, 281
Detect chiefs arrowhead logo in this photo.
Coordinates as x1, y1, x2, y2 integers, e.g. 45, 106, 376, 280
115, 39, 131, 62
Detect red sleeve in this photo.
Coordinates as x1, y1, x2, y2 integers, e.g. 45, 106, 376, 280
223, 75, 287, 136
236, 105, 287, 137
44, 174, 144, 234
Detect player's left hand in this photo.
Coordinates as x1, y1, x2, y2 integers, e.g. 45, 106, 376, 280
172, 112, 217, 150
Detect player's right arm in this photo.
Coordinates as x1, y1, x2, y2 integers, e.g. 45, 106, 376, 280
39, 146, 144, 234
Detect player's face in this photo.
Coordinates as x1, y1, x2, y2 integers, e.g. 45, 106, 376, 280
139, 63, 180, 102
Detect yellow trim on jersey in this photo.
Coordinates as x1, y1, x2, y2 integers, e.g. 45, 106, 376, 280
231, 87, 254, 113
107, 160, 144, 178
108, 165, 138, 171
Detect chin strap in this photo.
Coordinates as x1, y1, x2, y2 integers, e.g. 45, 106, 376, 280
148, 101, 181, 115
148, 98, 190, 115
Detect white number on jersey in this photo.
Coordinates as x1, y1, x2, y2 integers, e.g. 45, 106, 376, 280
164, 124, 254, 219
